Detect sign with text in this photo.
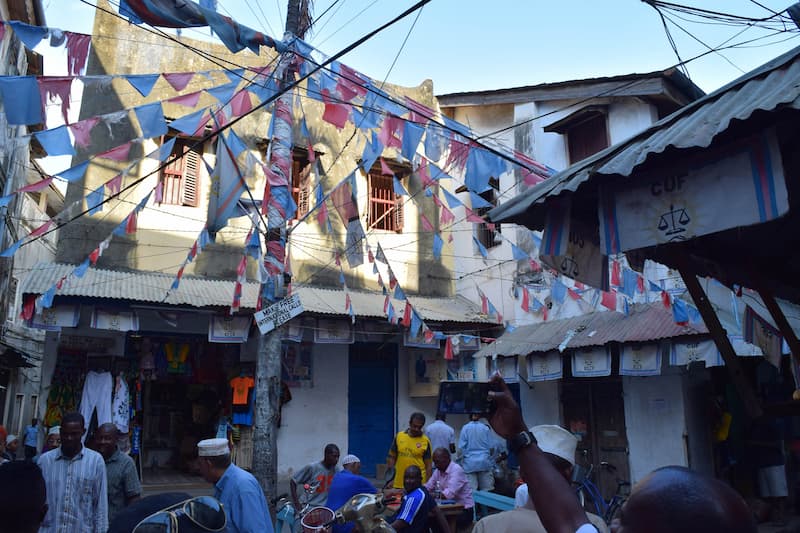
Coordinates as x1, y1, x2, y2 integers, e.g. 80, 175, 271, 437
254, 294, 304, 335
599, 128, 788, 254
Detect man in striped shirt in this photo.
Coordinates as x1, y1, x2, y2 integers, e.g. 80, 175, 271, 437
38, 412, 108, 533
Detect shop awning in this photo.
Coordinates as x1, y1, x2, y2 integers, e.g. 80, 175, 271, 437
473, 302, 707, 357
21, 262, 491, 324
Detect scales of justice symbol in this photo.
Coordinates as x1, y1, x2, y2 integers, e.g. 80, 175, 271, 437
658, 204, 691, 241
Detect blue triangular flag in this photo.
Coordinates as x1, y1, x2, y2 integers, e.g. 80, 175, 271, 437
469, 191, 493, 209
246, 231, 260, 259
35, 126, 75, 157
360, 131, 383, 173
39, 286, 56, 309
442, 188, 463, 209
442, 115, 472, 138
433, 233, 444, 259
227, 129, 248, 157
170, 108, 208, 136
225, 68, 245, 84
428, 163, 453, 181
0, 238, 24, 257
206, 80, 239, 103
0, 195, 13, 208
198, 228, 213, 250
125, 74, 160, 97
8, 22, 48, 50
551, 278, 567, 303
622, 269, 638, 299
672, 298, 689, 324
57, 161, 90, 183
393, 178, 409, 197
473, 236, 489, 259
465, 147, 506, 193
135, 102, 168, 139
401, 121, 425, 161
410, 310, 422, 338
687, 304, 703, 325
0, 77, 43, 125
394, 285, 406, 301
649, 281, 662, 292
86, 186, 104, 216
149, 137, 177, 163
73, 258, 91, 278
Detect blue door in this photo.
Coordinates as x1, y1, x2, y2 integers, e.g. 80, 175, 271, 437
348, 344, 396, 478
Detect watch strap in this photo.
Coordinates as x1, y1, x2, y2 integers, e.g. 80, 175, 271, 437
507, 430, 536, 454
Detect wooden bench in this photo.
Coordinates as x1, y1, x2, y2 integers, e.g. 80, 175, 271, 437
472, 490, 515, 520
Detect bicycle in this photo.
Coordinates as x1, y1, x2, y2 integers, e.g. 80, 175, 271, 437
573, 461, 630, 524
274, 479, 324, 533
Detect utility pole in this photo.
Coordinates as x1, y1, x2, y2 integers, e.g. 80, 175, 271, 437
251, 0, 311, 506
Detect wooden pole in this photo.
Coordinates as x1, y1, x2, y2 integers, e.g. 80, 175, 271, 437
672, 253, 762, 419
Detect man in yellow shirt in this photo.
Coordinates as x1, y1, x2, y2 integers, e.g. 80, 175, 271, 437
386, 412, 432, 489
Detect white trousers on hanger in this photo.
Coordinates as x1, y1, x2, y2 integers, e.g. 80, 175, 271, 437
79, 371, 113, 440
112, 375, 130, 434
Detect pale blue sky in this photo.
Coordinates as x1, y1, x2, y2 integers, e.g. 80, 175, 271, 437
43, 0, 800, 94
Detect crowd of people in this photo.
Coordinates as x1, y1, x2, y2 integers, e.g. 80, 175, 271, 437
0, 374, 763, 532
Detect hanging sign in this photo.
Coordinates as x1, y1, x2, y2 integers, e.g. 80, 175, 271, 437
254, 294, 303, 335
541, 218, 609, 289
598, 128, 789, 254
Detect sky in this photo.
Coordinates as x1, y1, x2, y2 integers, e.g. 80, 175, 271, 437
41, 0, 800, 96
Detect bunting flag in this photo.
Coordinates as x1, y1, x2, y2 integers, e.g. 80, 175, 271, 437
541, 197, 570, 256
207, 129, 249, 233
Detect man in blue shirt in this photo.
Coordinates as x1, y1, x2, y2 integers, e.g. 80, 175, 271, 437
390, 466, 450, 533
325, 454, 377, 533
458, 413, 497, 491
23, 418, 39, 461
197, 438, 273, 533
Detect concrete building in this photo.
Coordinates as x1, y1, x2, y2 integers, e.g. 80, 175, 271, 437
0, 0, 62, 450
437, 72, 715, 490
19, 0, 493, 486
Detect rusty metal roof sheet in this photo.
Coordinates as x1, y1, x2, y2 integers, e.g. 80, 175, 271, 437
473, 302, 707, 357
21, 263, 489, 324
490, 45, 800, 226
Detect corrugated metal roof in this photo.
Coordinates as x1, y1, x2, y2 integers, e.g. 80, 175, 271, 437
490, 45, 800, 225
20, 263, 489, 324
473, 302, 706, 357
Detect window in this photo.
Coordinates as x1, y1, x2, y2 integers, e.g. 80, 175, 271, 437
544, 106, 609, 164
368, 169, 405, 232
475, 183, 500, 249
159, 137, 201, 207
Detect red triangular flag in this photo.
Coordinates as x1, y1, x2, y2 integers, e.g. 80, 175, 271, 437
521, 287, 530, 312
402, 303, 412, 327
661, 290, 671, 309
380, 158, 393, 176
611, 260, 621, 286
601, 290, 617, 311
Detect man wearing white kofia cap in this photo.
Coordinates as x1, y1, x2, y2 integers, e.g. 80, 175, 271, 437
474, 425, 608, 533
326, 454, 377, 533
196, 438, 273, 533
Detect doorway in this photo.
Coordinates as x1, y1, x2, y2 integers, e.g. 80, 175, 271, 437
562, 379, 630, 500
348, 343, 397, 478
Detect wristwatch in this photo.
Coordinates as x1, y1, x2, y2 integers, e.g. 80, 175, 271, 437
507, 430, 537, 454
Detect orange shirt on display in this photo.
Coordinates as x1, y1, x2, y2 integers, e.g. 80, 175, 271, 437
230, 376, 255, 405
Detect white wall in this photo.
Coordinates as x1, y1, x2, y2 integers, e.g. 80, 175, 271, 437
276, 343, 349, 480
622, 371, 688, 484
520, 380, 561, 427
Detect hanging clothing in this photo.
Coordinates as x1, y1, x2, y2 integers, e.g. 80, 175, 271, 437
230, 376, 255, 405
79, 371, 113, 440
232, 387, 255, 426
112, 375, 130, 434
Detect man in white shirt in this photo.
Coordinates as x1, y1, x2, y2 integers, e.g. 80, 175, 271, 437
425, 413, 455, 454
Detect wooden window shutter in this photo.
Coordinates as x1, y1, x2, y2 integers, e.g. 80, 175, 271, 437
182, 147, 200, 207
